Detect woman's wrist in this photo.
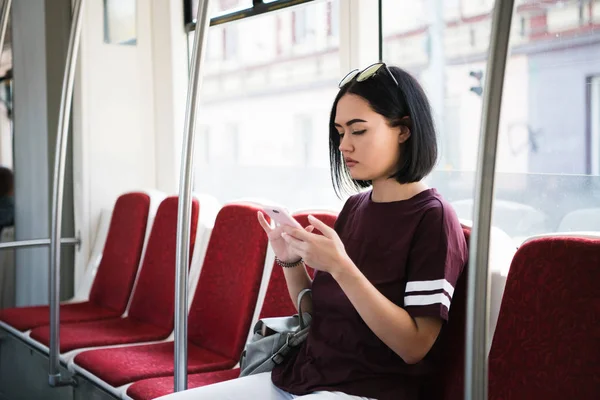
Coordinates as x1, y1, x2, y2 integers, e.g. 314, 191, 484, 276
331, 256, 360, 283
275, 256, 303, 268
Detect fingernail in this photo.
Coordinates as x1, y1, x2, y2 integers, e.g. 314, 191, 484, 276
308, 215, 314, 220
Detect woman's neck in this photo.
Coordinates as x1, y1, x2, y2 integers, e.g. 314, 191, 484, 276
370, 179, 429, 203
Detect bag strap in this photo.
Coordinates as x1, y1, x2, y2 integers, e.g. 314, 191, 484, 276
271, 325, 311, 366
297, 288, 312, 330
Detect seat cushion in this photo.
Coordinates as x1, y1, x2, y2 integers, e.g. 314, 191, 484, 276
127, 368, 241, 400
0, 301, 121, 332
29, 316, 171, 353
75, 342, 235, 387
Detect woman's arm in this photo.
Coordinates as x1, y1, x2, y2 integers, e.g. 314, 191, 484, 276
333, 261, 442, 364
281, 214, 456, 364
281, 262, 313, 313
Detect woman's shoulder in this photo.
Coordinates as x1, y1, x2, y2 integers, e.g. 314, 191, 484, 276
413, 190, 464, 235
414, 188, 455, 214
339, 190, 370, 213
333, 191, 369, 229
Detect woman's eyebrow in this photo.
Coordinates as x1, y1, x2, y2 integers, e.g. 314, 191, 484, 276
334, 119, 367, 128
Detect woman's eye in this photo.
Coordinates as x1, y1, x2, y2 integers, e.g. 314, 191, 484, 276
352, 129, 366, 135
338, 133, 345, 138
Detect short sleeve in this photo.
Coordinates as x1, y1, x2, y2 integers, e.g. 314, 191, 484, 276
403, 202, 467, 321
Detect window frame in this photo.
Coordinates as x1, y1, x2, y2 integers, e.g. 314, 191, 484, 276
183, 0, 319, 32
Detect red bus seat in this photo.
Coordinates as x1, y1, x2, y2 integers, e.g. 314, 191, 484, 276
28, 196, 199, 353
0, 192, 151, 332
489, 236, 600, 399
72, 203, 269, 388
126, 210, 338, 400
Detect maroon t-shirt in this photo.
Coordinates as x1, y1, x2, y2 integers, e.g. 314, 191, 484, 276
271, 188, 468, 400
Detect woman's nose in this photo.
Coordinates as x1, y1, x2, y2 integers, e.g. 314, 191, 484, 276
339, 135, 352, 152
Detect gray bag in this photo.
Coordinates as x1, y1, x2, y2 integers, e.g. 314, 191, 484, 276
239, 289, 312, 377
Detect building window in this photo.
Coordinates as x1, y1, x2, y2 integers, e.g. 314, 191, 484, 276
294, 115, 313, 166
276, 15, 283, 55
222, 27, 238, 60
327, 0, 340, 38
207, 123, 239, 165
292, 6, 314, 44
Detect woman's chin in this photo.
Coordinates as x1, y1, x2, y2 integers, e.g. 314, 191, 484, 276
349, 172, 371, 181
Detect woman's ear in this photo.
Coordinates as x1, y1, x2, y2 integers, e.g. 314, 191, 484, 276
398, 125, 411, 144
397, 116, 411, 144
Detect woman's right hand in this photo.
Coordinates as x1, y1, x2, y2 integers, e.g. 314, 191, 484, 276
257, 211, 313, 263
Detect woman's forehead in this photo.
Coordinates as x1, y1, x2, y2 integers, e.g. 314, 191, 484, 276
335, 94, 379, 124
336, 94, 372, 116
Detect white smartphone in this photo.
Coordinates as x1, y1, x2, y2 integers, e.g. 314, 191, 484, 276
262, 205, 303, 229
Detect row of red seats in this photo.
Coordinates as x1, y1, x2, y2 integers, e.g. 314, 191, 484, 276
0, 192, 156, 333
73, 205, 335, 398
1, 191, 599, 399
0, 192, 337, 399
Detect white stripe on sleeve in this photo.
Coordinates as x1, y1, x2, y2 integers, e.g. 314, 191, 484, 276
405, 279, 454, 298
404, 292, 451, 310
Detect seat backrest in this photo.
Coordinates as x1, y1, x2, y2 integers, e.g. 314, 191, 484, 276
421, 226, 470, 400
127, 196, 199, 331
558, 208, 600, 232
72, 208, 112, 302
452, 199, 548, 238
88, 192, 151, 314
187, 203, 268, 361
489, 236, 600, 399
258, 210, 338, 319
187, 193, 221, 311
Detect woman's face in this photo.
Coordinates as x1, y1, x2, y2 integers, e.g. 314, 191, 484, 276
334, 93, 409, 183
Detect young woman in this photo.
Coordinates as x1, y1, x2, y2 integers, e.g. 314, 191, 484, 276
160, 63, 468, 400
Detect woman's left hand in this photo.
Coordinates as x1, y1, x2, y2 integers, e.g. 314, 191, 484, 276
280, 215, 355, 277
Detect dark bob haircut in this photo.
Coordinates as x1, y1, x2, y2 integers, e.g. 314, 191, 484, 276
329, 65, 438, 197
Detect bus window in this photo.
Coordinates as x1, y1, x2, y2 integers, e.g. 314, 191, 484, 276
188, 1, 343, 211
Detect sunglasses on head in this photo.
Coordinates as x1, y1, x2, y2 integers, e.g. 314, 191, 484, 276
338, 62, 399, 88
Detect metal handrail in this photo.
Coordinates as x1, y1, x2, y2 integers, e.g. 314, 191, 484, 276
464, 0, 515, 399
0, 237, 80, 250
48, 0, 85, 387
174, 0, 211, 392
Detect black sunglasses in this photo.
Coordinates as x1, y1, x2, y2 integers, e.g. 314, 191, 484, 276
338, 62, 399, 88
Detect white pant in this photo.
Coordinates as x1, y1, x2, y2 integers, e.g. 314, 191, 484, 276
156, 372, 373, 400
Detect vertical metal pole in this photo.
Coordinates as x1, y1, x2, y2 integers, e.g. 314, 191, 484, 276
464, 1, 514, 399
377, 0, 382, 62
0, 0, 12, 58
48, 0, 84, 387
174, 0, 211, 392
